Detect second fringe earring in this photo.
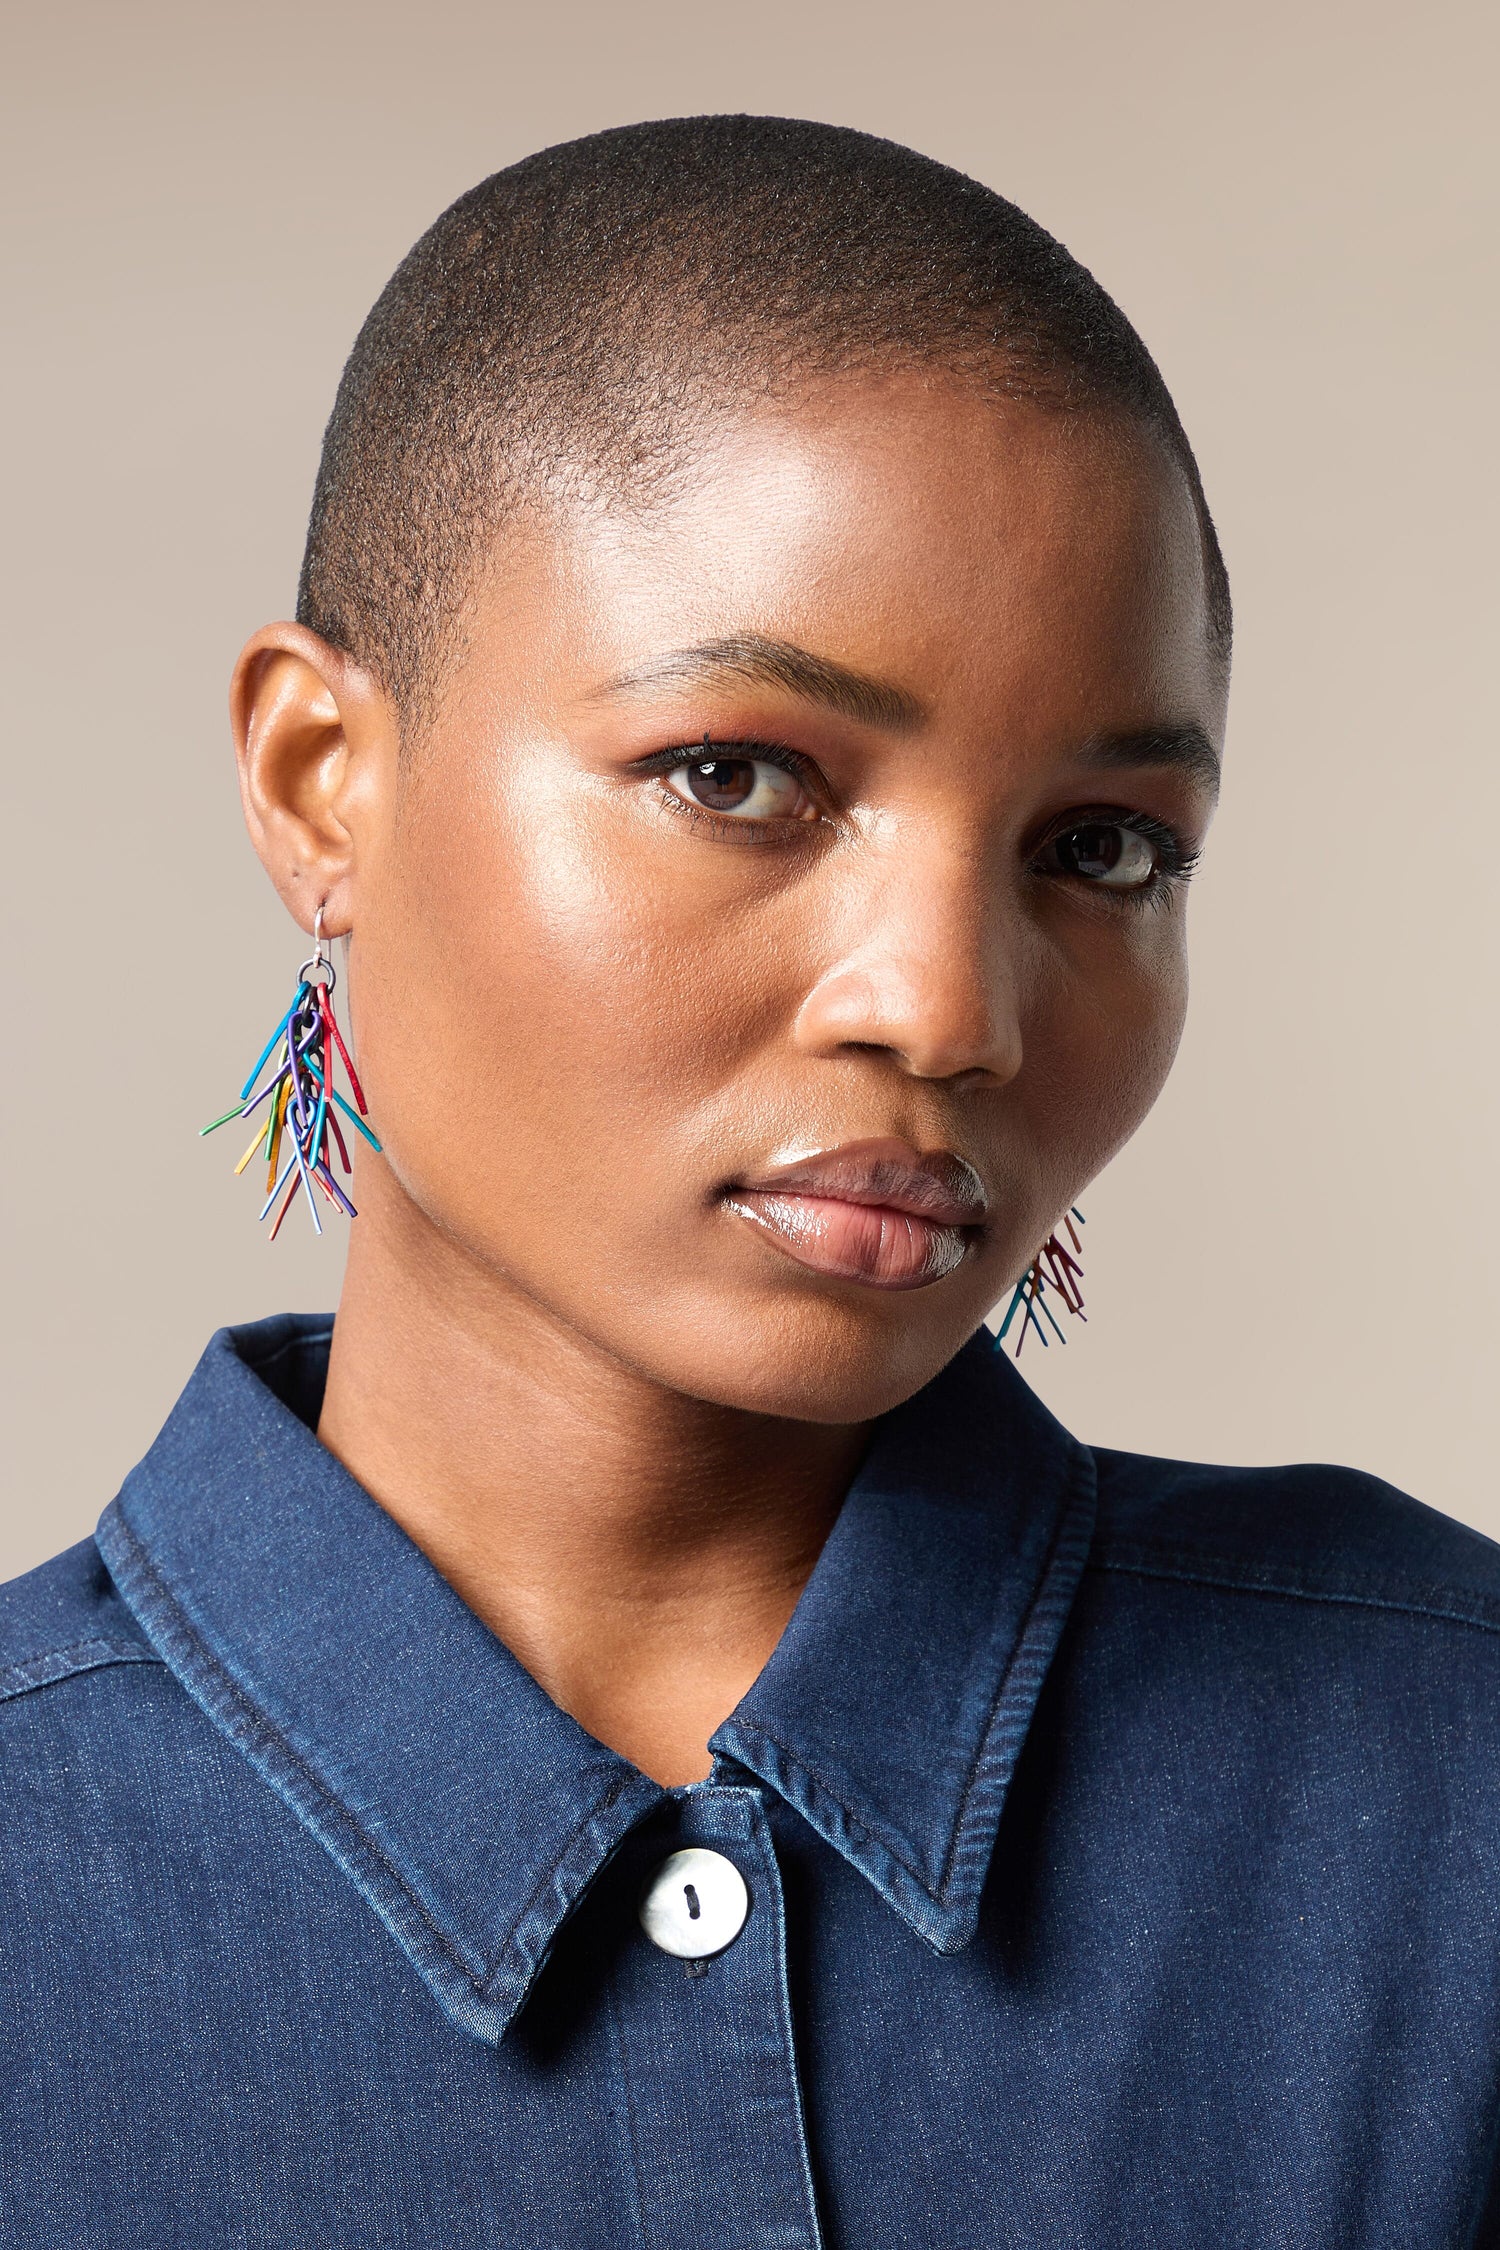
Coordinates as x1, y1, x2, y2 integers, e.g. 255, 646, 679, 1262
995, 1210, 1086, 1357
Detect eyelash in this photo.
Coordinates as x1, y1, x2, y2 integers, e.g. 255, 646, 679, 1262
634, 739, 1201, 902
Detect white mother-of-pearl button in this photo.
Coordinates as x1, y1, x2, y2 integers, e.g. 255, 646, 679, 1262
639, 1848, 750, 1959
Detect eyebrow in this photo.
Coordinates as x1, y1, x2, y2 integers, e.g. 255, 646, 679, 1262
1079, 725, 1222, 797
593, 633, 926, 733
594, 635, 1220, 793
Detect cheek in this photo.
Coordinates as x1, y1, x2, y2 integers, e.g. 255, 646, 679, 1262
351, 766, 802, 1230
1023, 923, 1189, 1187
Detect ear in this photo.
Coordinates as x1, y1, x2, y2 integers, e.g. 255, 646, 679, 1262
229, 622, 397, 939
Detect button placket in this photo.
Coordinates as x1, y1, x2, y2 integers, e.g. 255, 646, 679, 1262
611, 1785, 825, 2249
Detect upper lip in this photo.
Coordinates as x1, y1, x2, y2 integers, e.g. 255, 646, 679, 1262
728, 1138, 989, 1228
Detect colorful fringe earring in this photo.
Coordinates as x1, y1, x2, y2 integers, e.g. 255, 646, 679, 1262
995, 1210, 1086, 1357
200, 910, 380, 1238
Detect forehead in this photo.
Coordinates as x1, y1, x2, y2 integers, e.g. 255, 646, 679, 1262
467, 376, 1224, 742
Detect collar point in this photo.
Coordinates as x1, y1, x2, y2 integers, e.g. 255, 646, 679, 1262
881, 1875, 984, 1958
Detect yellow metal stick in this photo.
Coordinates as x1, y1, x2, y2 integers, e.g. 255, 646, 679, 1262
266, 1076, 290, 1191
233, 1117, 270, 1175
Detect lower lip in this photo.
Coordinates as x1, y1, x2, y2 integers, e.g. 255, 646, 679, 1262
725, 1191, 972, 1291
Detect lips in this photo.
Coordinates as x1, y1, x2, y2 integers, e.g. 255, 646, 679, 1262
723, 1138, 987, 1292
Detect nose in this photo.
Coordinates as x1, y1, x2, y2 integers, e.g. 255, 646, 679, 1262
791, 843, 1025, 1087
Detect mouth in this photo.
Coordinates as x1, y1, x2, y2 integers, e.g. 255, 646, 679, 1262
722, 1137, 987, 1293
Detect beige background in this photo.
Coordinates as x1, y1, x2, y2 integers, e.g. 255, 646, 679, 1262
1, 0, 1494, 1578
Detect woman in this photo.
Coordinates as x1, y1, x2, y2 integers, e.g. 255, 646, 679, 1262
2, 116, 1496, 2246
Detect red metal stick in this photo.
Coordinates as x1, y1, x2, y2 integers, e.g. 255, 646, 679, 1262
320, 991, 368, 1114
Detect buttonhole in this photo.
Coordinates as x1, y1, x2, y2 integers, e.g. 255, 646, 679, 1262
683, 1883, 701, 1920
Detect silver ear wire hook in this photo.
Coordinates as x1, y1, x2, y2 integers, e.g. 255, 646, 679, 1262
297, 901, 335, 991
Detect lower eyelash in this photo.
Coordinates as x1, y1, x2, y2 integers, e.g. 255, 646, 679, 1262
1132, 871, 1191, 914
652, 781, 803, 845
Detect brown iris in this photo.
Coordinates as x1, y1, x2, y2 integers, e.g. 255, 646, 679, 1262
684, 759, 758, 811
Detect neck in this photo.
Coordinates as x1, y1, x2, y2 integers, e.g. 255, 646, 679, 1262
317, 1188, 868, 1786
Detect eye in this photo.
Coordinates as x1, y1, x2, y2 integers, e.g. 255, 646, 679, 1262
1041, 819, 1162, 890
664, 753, 817, 822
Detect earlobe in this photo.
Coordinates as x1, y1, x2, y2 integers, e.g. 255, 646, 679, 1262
230, 621, 394, 937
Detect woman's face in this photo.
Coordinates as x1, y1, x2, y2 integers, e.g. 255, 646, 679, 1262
317, 376, 1224, 1421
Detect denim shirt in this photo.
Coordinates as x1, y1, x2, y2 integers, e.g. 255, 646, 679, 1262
3, 1314, 1499, 2247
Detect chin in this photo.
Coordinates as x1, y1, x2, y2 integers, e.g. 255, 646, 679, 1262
623, 1283, 983, 1425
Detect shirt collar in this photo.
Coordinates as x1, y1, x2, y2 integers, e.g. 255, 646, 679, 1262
98, 1313, 1095, 2045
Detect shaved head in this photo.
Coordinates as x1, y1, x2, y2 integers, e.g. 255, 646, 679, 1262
297, 114, 1230, 724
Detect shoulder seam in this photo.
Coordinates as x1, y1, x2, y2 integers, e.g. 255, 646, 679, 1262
1090, 1549, 1500, 1638
0, 1636, 163, 1704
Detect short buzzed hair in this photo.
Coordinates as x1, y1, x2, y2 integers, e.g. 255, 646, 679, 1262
298, 115, 1230, 723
